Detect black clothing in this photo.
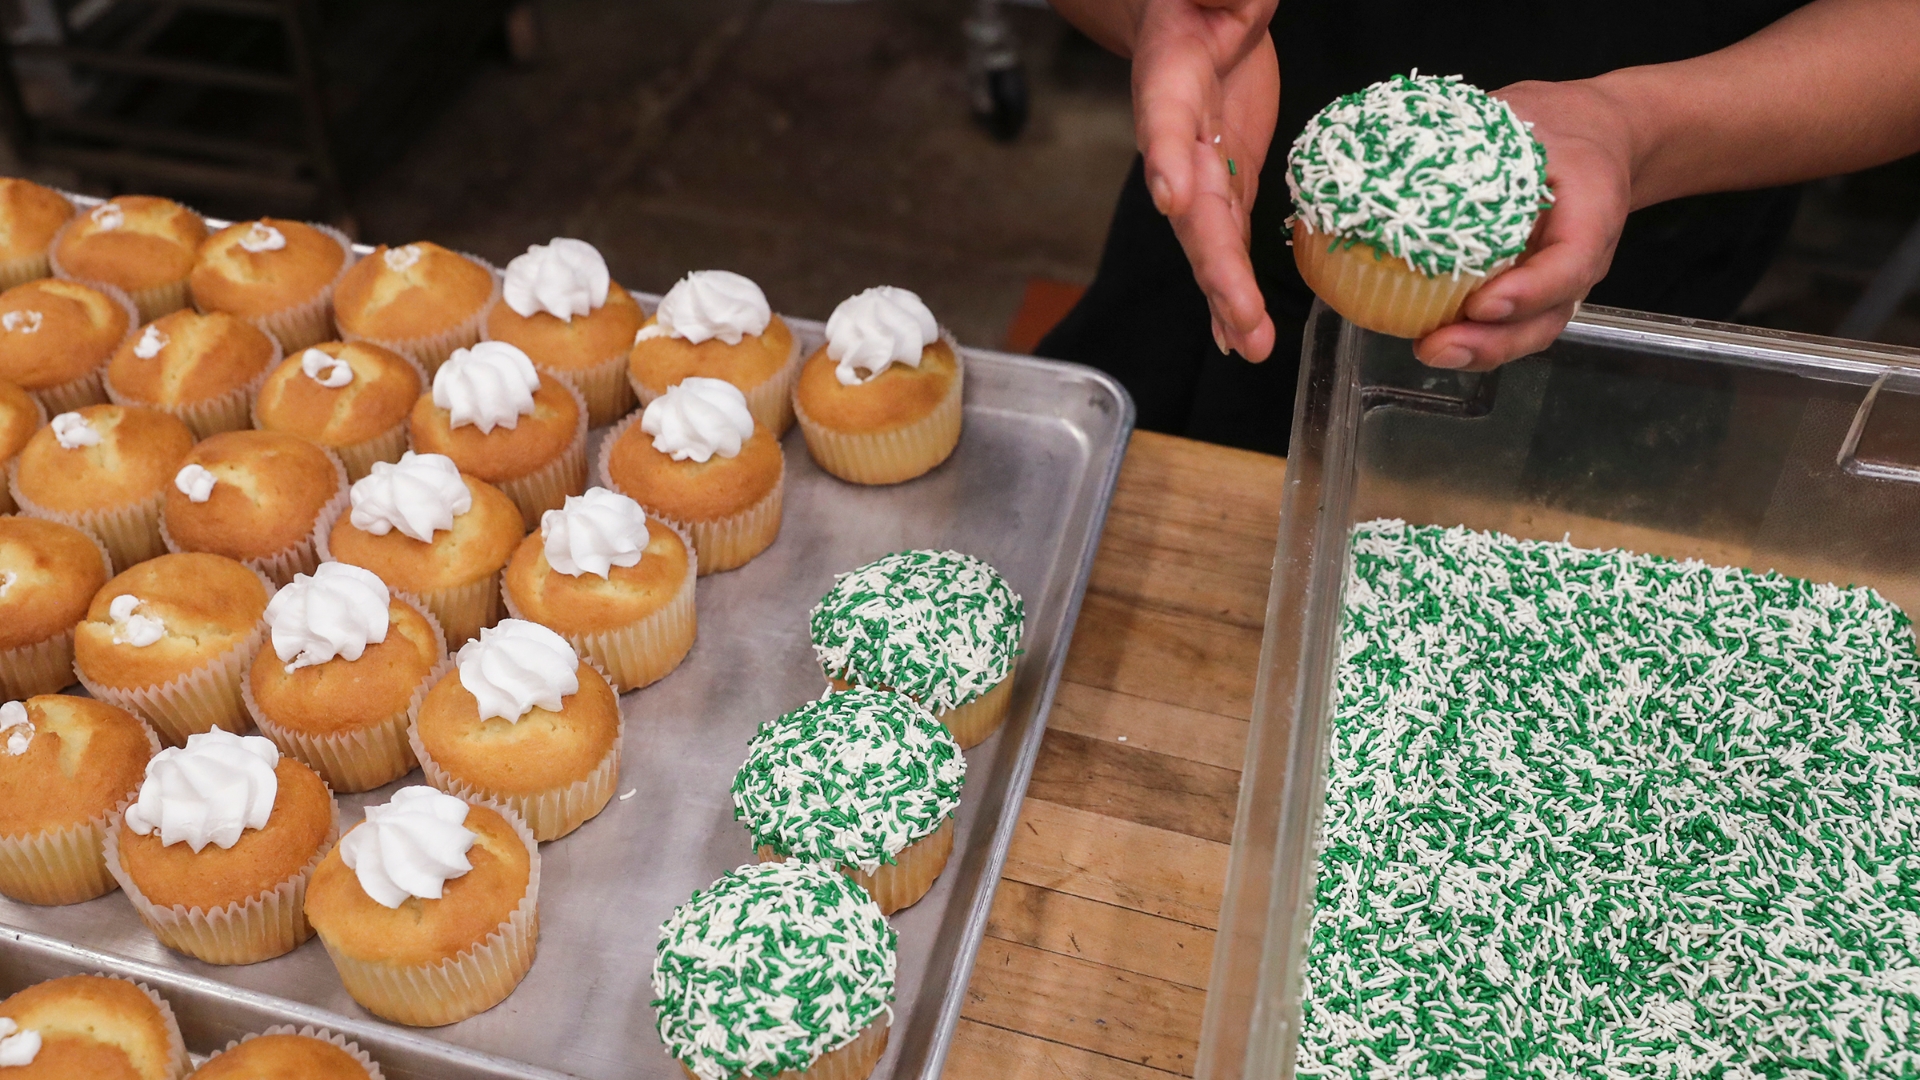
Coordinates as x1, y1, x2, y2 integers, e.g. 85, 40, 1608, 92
1039, 1, 1810, 454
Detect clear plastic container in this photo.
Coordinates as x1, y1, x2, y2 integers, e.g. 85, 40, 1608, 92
1196, 302, 1920, 1080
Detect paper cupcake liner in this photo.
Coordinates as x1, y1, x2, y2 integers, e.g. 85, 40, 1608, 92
936, 671, 1014, 750
235, 223, 359, 353
0, 251, 50, 291
105, 796, 338, 965
139, 976, 194, 1080
105, 333, 281, 439
501, 516, 698, 692
548, 348, 634, 429
339, 254, 500, 375
675, 1016, 889, 1080
0, 719, 159, 905
490, 378, 589, 530
11, 456, 167, 570
328, 418, 410, 483
214, 1024, 385, 1080
2, 627, 77, 699
409, 659, 622, 842
315, 526, 500, 649
794, 349, 963, 486
632, 328, 804, 439
317, 799, 540, 1027
161, 446, 348, 587
50, 208, 201, 323
594, 412, 782, 575
759, 814, 953, 917
1291, 223, 1509, 339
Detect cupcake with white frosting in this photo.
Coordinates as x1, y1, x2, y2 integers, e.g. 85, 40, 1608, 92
628, 270, 800, 436
105, 727, 339, 964
304, 786, 540, 1027
600, 376, 783, 574
793, 286, 963, 485
501, 486, 697, 691
409, 619, 621, 841
245, 563, 447, 792
485, 238, 644, 427
408, 340, 587, 530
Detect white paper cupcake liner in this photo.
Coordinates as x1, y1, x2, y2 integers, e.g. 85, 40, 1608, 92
339, 254, 500, 375
0, 251, 50, 291
105, 332, 281, 440
548, 347, 634, 429
1292, 223, 1510, 339
794, 345, 964, 486
937, 671, 1014, 750
317, 799, 540, 1027
675, 1016, 889, 1080
595, 412, 783, 575
105, 795, 338, 965
501, 516, 698, 692
212, 1024, 384, 1080
489, 378, 588, 530
632, 325, 804, 439
50, 207, 203, 323
11, 456, 168, 570
161, 445, 348, 587
759, 813, 953, 917
0, 719, 158, 905
17, 279, 137, 414
226, 223, 360, 353
329, 418, 410, 483
315, 526, 501, 648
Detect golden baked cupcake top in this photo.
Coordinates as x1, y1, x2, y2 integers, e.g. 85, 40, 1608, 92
0, 973, 183, 1080
0, 377, 42, 464
74, 552, 269, 692
306, 786, 531, 967
0, 278, 130, 392
191, 218, 348, 319
327, 452, 523, 592
54, 196, 205, 295
0, 516, 109, 652
333, 242, 493, 343
190, 1031, 373, 1080
0, 179, 74, 263
798, 286, 956, 433
0, 695, 154, 837
488, 239, 643, 371
13, 403, 193, 514
505, 489, 691, 634
628, 270, 791, 392
163, 430, 341, 563
408, 341, 580, 484
107, 310, 275, 409
252, 563, 441, 737
605, 377, 780, 523
255, 341, 420, 448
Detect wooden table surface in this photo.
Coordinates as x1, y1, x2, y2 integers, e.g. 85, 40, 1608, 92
944, 430, 1287, 1080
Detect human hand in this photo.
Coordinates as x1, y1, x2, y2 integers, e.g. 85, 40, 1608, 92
1133, 0, 1279, 361
1414, 79, 1637, 371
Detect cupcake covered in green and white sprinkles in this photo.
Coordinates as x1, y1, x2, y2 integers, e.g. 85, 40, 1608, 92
733, 687, 965, 914
652, 860, 896, 1080
1286, 71, 1553, 338
810, 549, 1022, 749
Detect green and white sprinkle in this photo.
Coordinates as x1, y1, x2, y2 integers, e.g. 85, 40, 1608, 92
810, 550, 1024, 713
733, 687, 965, 875
653, 860, 896, 1080
1302, 520, 1920, 1079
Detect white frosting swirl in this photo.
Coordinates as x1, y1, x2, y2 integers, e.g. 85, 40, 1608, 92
502, 238, 610, 322
1, 310, 41, 334
457, 619, 579, 722
300, 347, 353, 388
134, 324, 169, 359
640, 376, 754, 463
109, 594, 164, 647
265, 562, 390, 672
175, 463, 216, 503
541, 486, 649, 578
825, 286, 938, 385
0, 1018, 40, 1066
51, 411, 99, 449
1, 700, 31, 756
348, 452, 472, 543
123, 728, 280, 852
90, 202, 123, 230
383, 245, 421, 273
648, 270, 771, 346
339, 786, 476, 908
433, 341, 540, 433
239, 221, 285, 253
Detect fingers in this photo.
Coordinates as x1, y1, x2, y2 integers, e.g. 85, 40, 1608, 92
1415, 300, 1579, 371
1170, 141, 1273, 359
1459, 153, 1626, 325
1134, 37, 1215, 215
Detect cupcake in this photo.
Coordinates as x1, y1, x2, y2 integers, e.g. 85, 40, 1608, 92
0, 695, 158, 905
0, 276, 135, 412
245, 562, 445, 792
0, 379, 45, 515
0, 516, 110, 699
1286, 73, 1553, 338
501, 487, 696, 692
653, 861, 895, 1080
793, 286, 963, 485
487, 238, 644, 426
51, 196, 206, 322
105, 310, 279, 437
332, 242, 497, 374
0, 974, 189, 1080
733, 687, 964, 914
73, 552, 272, 747
601, 377, 782, 574
190, 1027, 383, 1080
322, 451, 523, 647
410, 619, 620, 842
628, 270, 799, 436
305, 786, 539, 1027
0, 178, 75, 289
811, 550, 1024, 749
190, 218, 354, 352
254, 341, 423, 482
408, 340, 586, 530
105, 728, 338, 965
10, 403, 194, 569
162, 430, 348, 586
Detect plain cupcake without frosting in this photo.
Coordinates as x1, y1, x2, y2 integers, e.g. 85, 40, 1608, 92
105, 310, 278, 438
487, 238, 643, 426
11, 403, 194, 569
408, 340, 586, 530
628, 270, 799, 436
332, 242, 496, 374
191, 217, 353, 352
0, 695, 158, 905
189, 1027, 383, 1080
0, 974, 188, 1080
51, 196, 206, 322
0, 516, 108, 700
162, 430, 348, 586
254, 341, 422, 481
0, 276, 134, 413
0, 178, 74, 290
793, 286, 963, 485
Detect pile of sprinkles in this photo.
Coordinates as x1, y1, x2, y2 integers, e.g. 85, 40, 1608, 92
810, 550, 1024, 713
733, 687, 966, 874
1286, 72, 1552, 278
653, 860, 896, 1080
1301, 519, 1920, 1080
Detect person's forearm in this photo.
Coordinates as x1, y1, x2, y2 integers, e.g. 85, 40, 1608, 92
1589, 0, 1920, 210
1046, 0, 1141, 56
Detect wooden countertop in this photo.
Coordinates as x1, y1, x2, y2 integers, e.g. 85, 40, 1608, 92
946, 431, 1286, 1079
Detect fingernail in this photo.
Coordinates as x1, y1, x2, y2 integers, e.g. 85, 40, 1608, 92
1426, 346, 1472, 369
1477, 298, 1514, 321
1149, 176, 1172, 213
1212, 324, 1230, 355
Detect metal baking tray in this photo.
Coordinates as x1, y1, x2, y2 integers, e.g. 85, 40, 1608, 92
0, 227, 1135, 1079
